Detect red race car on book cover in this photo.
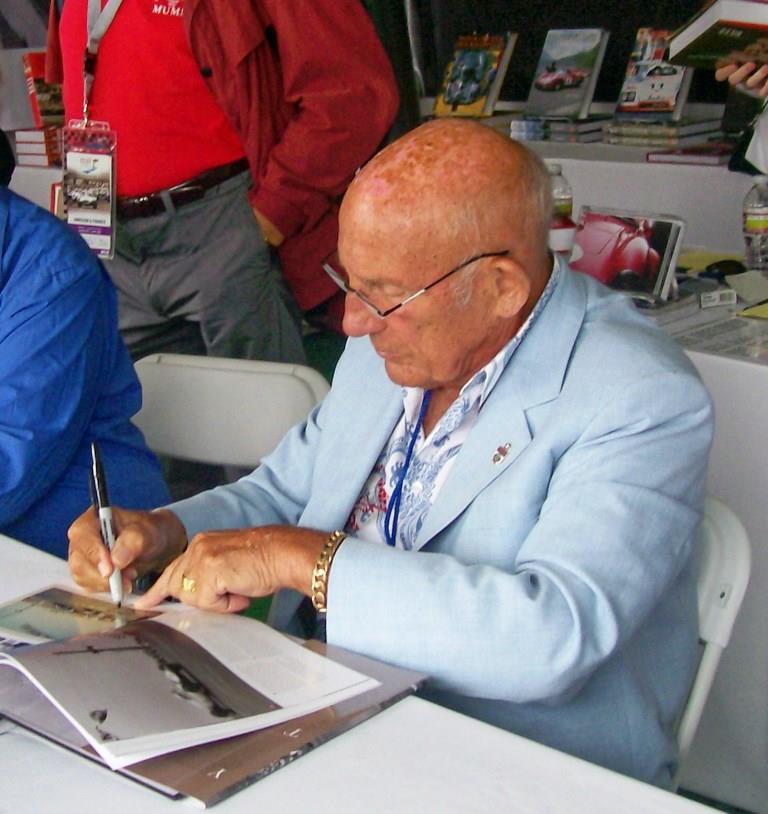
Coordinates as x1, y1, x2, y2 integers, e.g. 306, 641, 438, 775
534, 64, 589, 91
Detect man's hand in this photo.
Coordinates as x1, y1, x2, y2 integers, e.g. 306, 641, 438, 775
716, 61, 768, 97
252, 207, 285, 247
134, 525, 328, 613
68, 507, 187, 595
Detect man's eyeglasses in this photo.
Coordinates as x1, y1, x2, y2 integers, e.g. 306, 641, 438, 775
322, 250, 511, 319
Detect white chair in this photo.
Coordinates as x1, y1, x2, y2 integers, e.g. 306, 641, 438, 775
675, 495, 751, 779
133, 353, 330, 468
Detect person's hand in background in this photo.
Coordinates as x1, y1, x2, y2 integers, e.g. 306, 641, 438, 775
716, 61, 768, 97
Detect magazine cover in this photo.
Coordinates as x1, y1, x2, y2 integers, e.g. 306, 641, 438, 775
616, 28, 692, 120
524, 28, 609, 119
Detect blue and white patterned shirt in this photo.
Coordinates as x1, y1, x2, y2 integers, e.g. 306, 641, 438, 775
346, 259, 561, 550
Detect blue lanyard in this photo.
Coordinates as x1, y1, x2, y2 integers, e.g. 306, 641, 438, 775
384, 390, 432, 547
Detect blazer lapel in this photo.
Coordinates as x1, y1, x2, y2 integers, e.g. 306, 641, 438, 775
414, 266, 588, 549
301, 354, 403, 531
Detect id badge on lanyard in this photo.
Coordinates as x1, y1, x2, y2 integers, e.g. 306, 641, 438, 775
62, 120, 116, 259
61, 0, 122, 259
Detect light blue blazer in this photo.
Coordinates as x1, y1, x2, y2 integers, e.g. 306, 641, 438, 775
172, 265, 714, 787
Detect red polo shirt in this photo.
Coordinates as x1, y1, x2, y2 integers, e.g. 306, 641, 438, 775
60, 0, 245, 196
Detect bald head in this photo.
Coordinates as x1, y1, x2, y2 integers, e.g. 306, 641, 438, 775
340, 119, 552, 270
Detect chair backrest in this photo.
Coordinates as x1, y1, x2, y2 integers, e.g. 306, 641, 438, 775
676, 495, 751, 772
133, 353, 330, 468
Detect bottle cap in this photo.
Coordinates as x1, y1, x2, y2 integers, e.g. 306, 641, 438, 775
547, 162, 562, 175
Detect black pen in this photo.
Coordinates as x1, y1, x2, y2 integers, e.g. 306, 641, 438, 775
90, 441, 123, 606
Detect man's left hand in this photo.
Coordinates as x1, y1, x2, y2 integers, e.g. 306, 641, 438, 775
252, 207, 285, 247
133, 525, 327, 612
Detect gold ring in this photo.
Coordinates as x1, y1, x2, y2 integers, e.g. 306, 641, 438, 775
181, 575, 197, 593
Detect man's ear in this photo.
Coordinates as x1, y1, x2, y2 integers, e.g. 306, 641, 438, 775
491, 256, 531, 318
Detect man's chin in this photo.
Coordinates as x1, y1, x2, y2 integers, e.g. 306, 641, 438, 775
382, 357, 425, 388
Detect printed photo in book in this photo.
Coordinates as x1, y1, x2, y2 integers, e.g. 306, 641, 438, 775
0, 587, 380, 771
616, 28, 693, 120
524, 28, 609, 120
433, 32, 517, 117
569, 206, 686, 302
669, 0, 768, 69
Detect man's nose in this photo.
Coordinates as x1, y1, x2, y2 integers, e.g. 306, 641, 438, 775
342, 293, 385, 337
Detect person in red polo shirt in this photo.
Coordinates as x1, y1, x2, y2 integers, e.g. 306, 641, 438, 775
48, 0, 399, 361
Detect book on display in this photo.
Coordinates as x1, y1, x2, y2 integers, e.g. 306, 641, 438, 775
615, 28, 693, 120
646, 142, 735, 164
524, 28, 610, 119
433, 32, 518, 117
21, 51, 64, 128
604, 132, 722, 146
604, 117, 724, 137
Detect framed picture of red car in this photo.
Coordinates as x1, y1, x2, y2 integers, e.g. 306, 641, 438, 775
568, 206, 686, 303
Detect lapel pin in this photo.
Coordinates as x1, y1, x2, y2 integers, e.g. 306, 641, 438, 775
492, 443, 511, 464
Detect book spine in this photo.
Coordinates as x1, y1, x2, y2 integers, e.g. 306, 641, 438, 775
578, 31, 609, 119
14, 126, 60, 144
22, 55, 44, 129
483, 32, 517, 116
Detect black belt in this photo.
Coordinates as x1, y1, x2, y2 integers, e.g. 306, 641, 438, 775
116, 157, 249, 220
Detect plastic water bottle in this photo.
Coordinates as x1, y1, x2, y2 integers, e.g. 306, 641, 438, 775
742, 175, 768, 275
547, 163, 577, 258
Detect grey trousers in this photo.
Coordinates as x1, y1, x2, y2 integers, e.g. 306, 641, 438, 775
107, 170, 305, 365
107, 171, 306, 500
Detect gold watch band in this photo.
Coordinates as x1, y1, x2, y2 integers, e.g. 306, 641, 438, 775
311, 530, 347, 614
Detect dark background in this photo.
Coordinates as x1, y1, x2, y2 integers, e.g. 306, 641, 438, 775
410, 0, 729, 105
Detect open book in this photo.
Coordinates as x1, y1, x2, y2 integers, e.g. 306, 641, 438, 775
569, 206, 686, 304
0, 588, 423, 805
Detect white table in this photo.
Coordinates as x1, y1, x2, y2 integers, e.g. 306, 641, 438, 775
0, 535, 716, 814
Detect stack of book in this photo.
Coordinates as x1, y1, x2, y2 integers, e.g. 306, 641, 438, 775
603, 117, 723, 147
13, 126, 62, 167
504, 114, 610, 143
540, 115, 611, 143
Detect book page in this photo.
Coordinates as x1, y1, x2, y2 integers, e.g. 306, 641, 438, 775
0, 603, 378, 770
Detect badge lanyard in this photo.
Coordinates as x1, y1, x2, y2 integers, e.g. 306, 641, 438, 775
61, 0, 124, 259
384, 390, 432, 548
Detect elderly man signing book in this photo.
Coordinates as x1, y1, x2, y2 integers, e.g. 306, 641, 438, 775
69, 119, 714, 788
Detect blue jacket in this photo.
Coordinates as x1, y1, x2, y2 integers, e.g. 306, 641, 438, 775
0, 188, 169, 557
171, 262, 714, 786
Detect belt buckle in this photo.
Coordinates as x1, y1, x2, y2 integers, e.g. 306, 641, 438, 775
168, 183, 206, 208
